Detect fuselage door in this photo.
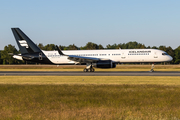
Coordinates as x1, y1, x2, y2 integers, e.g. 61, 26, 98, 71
154, 52, 158, 58
121, 52, 126, 59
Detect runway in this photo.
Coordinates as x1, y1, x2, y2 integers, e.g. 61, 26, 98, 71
0, 71, 180, 76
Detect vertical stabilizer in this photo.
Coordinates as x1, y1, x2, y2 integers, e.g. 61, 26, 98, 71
11, 28, 41, 54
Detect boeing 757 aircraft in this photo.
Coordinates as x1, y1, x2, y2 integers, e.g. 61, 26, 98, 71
11, 28, 173, 72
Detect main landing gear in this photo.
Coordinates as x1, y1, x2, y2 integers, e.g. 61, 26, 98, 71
83, 63, 95, 72
150, 63, 155, 72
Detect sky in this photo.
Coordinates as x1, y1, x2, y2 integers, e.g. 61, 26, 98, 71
0, 0, 180, 50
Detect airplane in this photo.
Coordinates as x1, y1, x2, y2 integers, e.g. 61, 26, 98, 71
11, 28, 173, 72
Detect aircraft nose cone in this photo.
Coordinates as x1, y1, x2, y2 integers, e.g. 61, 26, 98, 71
168, 56, 173, 61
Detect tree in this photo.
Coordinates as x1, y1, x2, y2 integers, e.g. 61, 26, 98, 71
126, 41, 139, 49
44, 44, 56, 50
58, 45, 68, 50
81, 42, 99, 50
151, 46, 158, 49
158, 46, 167, 52
98, 44, 104, 49
146, 46, 151, 49
1, 44, 18, 64
106, 44, 118, 49
174, 46, 180, 64
137, 44, 146, 49
68, 44, 78, 50
0, 51, 3, 64
38, 43, 44, 50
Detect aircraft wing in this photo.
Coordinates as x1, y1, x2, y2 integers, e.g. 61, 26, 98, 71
56, 45, 109, 63
67, 55, 100, 63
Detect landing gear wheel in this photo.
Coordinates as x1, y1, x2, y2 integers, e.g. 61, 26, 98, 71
84, 63, 95, 72
90, 68, 95, 72
83, 68, 88, 72
150, 69, 154, 72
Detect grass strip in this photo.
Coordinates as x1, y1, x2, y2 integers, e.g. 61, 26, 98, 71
0, 76, 180, 85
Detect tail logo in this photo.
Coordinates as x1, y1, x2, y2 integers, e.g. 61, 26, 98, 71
19, 40, 29, 48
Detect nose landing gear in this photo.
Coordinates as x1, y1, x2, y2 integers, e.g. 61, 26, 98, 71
150, 63, 155, 72
83, 68, 95, 72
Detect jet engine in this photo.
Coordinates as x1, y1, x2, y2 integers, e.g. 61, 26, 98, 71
93, 60, 116, 68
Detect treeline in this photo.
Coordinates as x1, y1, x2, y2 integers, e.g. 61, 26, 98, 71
0, 41, 180, 64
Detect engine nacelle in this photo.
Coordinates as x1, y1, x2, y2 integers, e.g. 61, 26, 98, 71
93, 60, 116, 68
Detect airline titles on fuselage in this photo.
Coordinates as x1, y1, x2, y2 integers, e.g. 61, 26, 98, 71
129, 50, 151, 53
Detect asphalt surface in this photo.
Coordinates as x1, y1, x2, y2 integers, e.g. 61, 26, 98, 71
0, 71, 180, 76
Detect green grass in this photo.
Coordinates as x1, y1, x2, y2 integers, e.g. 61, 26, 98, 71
0, 76, 180, 85
0, 84, 180, 119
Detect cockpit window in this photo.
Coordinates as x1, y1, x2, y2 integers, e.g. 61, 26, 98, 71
162, 53, 168, 55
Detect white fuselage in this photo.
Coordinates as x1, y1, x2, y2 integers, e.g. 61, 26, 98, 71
41, 49, 172, 64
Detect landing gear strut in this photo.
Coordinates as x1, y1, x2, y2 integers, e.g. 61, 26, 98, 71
83, 63, 95, 72
150, 63, 155, 72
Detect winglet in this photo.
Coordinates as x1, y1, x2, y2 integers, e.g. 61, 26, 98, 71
56, 45, 65, 55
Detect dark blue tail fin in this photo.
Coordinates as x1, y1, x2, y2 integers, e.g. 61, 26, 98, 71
11, 28, 42, 54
